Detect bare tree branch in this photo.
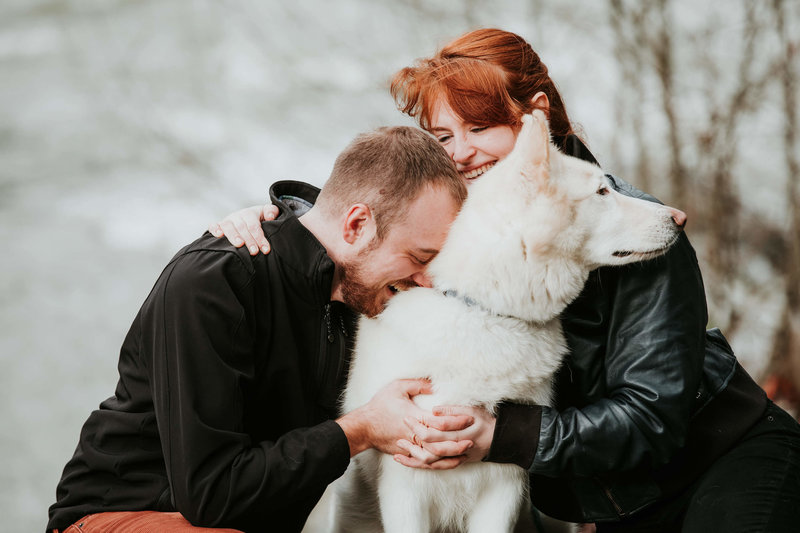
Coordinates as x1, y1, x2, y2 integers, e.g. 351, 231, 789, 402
767, 0, 800, 404
608, 0, 654, 191
651, 0, 688, 210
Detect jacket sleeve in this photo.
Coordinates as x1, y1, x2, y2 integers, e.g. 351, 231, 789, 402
487, 193, 708, 477
142, 246, 350, 526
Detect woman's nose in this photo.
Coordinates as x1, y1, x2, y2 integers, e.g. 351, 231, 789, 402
451, 137, 476, 165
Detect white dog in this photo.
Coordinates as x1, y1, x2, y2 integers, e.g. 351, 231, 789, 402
332, 110, 686, 533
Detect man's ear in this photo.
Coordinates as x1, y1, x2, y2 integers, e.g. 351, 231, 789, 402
342, 203, 375, 245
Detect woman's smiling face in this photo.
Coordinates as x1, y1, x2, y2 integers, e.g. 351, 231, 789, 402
429, 99, 519, 185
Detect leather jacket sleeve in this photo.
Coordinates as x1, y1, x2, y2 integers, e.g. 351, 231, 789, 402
488, 177, 709, 477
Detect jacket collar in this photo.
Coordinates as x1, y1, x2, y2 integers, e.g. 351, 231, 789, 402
262, 208, 336, 307
270, 180, 321, 219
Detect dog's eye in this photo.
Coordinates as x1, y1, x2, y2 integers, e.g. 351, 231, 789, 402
597, 186, 609, 196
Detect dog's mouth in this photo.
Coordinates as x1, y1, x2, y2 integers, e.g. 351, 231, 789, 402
612, 235, 680, 260
460, 162, 496, 181
613, 248, 666, 260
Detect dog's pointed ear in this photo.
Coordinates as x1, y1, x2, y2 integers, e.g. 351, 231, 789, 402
516, 110, 551, 187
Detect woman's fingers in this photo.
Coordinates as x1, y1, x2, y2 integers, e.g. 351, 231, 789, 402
262, 204, 280, 221
256, 205, 279, 254
208, 222, 223, 238
423, 439, 473, 457
405, 416, 461, 443
406, 404, 496, 463
232, 216, 262, 255
405, 409, 477, 443
393, 440, 469, 470
217, 219, 246, 248
396, 454, 467, 470
418, 411, 474, 432
210, 205, 273, 254
399, 416, 474, 463
396, 438, 439, 464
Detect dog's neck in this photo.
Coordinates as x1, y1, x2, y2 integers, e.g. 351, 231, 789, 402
432, 255, 589, 324
441, 289, 525, 321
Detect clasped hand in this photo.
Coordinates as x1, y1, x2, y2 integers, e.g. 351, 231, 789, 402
356, 379, 496, 470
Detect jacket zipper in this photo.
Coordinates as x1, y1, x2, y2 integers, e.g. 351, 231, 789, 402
334, 309, 349, 397
599, 481, 625, 517
317, 303, 349, 417
317, 303, 333, 390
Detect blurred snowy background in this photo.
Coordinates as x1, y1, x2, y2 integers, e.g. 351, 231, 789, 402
1, 1, 798, 530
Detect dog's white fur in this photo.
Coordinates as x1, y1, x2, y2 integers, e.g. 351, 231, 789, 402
332, 110, 684, 533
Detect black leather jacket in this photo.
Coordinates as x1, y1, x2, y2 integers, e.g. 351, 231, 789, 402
485, 136, 767, 522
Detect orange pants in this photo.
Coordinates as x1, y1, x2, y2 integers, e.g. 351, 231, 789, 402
56, 511, 244, 532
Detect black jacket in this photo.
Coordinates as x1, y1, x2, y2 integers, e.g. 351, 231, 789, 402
48, 186, 355, 533
485, 137, 767, 522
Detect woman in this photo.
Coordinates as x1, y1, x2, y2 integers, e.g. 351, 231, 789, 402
211, 29, 800, 532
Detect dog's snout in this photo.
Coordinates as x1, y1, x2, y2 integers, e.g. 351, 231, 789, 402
668, 207, 687, 229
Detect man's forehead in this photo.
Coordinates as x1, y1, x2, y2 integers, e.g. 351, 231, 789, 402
384, 184, 458, 252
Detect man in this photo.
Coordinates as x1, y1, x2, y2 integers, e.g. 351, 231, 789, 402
48, 126, 468, 533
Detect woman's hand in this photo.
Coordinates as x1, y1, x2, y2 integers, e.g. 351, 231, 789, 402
393, 404, 496, 470
208, 204, 279, 255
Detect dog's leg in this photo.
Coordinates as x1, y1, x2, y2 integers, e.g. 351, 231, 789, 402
378, 458, 430, 533
466, 467, 526, 533
330, 457, 383, 533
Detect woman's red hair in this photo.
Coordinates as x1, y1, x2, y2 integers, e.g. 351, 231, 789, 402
390, 28, 573, 141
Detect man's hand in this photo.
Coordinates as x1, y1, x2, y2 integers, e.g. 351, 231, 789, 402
393, 404, 496, 470
335, 379, 474, 459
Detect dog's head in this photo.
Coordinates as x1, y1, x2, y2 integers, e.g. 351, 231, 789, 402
512, 111, 686, 269
430, 110, 686, 321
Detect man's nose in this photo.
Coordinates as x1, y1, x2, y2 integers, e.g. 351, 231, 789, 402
411, 270, 433, 288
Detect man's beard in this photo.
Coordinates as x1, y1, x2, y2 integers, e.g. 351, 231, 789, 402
338, 254, 385, 318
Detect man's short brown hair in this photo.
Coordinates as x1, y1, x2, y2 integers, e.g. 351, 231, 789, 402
316, 126, 466, 238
